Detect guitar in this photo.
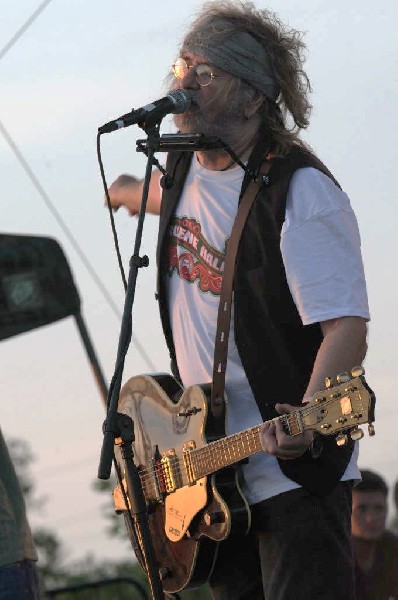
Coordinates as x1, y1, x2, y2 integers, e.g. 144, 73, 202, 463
114, 367, 375, 593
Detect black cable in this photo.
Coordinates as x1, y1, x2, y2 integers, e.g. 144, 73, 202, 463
2, 3, 162, 585
0, 118, 156, 371
97, 133, 127, 290
0, 0, 156, 371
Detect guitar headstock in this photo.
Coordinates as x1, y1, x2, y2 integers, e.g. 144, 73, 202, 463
301, 367, 376, 446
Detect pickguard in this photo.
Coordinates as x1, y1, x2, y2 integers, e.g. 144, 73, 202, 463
165, 477, 207, 541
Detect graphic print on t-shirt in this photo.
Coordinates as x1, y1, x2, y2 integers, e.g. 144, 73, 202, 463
166, 215, 226, 296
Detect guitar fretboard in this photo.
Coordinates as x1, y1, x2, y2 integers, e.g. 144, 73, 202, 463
133, 373, 372, 503
190, 412, 303, 479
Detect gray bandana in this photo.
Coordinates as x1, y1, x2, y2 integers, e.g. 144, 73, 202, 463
184, 25, 279, 101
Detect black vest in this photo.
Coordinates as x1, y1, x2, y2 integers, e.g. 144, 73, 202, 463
156, 144, 354, 495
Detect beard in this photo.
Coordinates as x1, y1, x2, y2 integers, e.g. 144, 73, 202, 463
173, 90, 248, 148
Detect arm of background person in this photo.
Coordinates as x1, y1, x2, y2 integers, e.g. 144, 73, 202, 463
106, 170, 162, 215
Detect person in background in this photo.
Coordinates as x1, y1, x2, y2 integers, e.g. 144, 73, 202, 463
352, 469, 398, 600
390, 480, 398, 534
106, 1, 370, 598
0, 428, 39, 599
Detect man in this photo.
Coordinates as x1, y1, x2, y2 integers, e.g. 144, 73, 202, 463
0, 428, 39, 599
352, 470, 398, 600
107, 2, 369, 598
391, 480, 398, 534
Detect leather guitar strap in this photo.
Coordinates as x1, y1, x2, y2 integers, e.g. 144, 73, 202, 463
211, 163, 271, 418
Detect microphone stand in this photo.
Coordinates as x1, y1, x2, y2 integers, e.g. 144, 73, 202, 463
97, 120, 165, 600
97, 128, 248, 600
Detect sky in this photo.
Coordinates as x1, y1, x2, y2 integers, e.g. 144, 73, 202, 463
1, 0, 397, 568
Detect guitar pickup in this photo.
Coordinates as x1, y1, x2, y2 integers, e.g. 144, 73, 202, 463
183, 441, 197, 485
161, 449, 183, 493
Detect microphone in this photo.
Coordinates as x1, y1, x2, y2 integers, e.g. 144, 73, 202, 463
98, 89, 192, 134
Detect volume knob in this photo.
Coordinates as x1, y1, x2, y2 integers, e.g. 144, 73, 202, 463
203, 511, 225, 526
159, 567, 172, 580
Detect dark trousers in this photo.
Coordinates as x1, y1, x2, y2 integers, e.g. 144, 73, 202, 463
0, 560, 39, 600
209, 481, 354, 600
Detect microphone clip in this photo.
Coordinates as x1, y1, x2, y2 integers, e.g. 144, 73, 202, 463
136, 133, 228, 153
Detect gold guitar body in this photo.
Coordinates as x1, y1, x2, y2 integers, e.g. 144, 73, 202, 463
116, 374, 251, 593
114, 369, 375, 593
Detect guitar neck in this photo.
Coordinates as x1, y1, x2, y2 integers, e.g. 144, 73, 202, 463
191, 411, 303, 479
132, 370, 373, 503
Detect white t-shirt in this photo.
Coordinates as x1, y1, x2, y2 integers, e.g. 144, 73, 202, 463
164, 156, 370, 504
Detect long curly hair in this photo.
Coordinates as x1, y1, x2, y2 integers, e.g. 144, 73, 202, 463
181, 1, 312, 153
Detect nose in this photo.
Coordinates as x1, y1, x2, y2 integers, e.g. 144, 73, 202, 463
180, 66, 200, 90
364, 508, 382, 525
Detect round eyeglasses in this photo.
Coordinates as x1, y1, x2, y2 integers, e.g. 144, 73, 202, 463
172, 57, 221, 87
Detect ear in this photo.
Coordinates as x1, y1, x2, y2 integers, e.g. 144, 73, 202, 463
244, 89, 265, 119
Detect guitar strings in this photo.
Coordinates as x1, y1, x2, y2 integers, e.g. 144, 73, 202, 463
135, 395, 366, 492
136, 413, 362, 494
131, 393, 366, 492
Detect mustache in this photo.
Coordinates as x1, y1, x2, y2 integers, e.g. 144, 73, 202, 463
167, 85, 227, 114
188, 91, 228, 113
170, 83, 249, 147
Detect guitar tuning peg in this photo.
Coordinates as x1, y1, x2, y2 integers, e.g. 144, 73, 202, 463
350, 427, 365, 441
336, 434, 349, 446
351, 366, 365, 378
368, 423, 375, 436
336, 372, 350, 383
325, 376, 333, 389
